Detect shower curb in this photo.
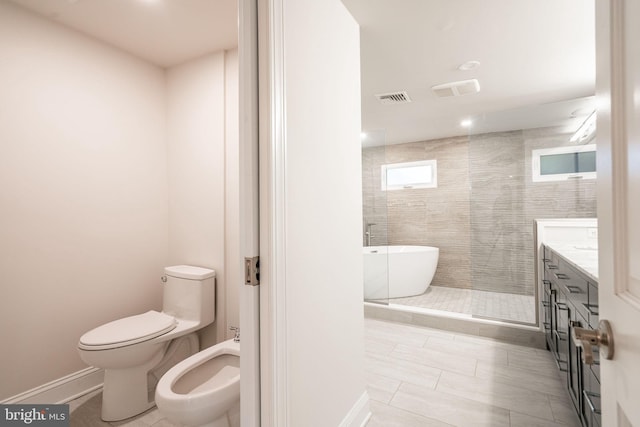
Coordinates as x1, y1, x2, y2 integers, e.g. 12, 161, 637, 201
364, 302, 546, 349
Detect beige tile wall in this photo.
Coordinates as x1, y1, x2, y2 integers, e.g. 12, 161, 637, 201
469, 131, 529, 294
363, 135, 472, 290
362, 127, 597, 296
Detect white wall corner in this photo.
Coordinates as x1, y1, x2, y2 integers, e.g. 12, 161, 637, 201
339, 391, 371, 427
0, 368, 103, 405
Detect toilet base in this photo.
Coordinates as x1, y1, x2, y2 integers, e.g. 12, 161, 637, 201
101, 360, 159, 421
99, 334, 200, 421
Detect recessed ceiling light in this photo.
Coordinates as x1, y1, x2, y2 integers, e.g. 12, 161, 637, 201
458, 60, 481, 71
361, 132, 367, 140
460, 119, 473, 128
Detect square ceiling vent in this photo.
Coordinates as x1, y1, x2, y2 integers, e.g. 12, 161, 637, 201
375, 91, 412, 104
431, 79, 480, 97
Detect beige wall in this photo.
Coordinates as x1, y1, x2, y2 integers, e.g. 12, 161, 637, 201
165, 51, 238, 348
0, 2, 167, 400
223, 49, 241, 340
0, 2, 237, 400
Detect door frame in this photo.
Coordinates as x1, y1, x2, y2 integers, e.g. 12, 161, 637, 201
239, 0, 263, 425
237, 0, 291, 425
256, 0, 289, 425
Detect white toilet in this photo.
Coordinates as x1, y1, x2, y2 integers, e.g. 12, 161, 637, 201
155, 338, 240, 427
78, 265, 216, 421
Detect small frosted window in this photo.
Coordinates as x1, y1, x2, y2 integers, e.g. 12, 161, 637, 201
381, 160, 437, 190
539, 151, 596, 175
533, 144, 596, 182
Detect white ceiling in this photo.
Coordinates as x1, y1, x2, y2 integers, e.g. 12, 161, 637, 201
342, 0, 596, 146
9, 0, 238, 68
9, 0, 594, 144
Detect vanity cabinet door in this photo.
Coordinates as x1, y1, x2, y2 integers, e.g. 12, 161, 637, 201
581, 350, 602, 427
554, 259, 590, 322
590, 343, 601, 385
543, 249, 560, 356
552, 289, 569, 373
542, 279, 555, 351
586, 282, 599, 328
567, 311, 584, 416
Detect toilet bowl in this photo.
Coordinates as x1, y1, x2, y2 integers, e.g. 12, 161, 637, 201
78, 265, 216, 421
155, 339, 240, 427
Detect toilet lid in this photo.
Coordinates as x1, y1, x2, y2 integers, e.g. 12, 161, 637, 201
79, 310, 177, 349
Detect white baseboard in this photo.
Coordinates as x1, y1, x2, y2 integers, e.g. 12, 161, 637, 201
1, 367, 104, 404
339, 391, 371, 427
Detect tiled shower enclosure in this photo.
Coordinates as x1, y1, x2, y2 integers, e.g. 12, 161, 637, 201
362, 125, 597, 324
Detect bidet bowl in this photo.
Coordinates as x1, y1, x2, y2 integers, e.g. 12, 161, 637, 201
155, 339, 240, 427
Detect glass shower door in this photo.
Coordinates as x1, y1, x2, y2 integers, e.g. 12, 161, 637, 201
362, 130, 389, 304
467, 99, 597, 325
468, 111, 535, 325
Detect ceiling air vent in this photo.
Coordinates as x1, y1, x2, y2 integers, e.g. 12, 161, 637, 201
375, 91, 412, 105
431, 79, 480, 97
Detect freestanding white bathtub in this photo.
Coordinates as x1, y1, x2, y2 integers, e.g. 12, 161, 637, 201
363, 245, 439, 300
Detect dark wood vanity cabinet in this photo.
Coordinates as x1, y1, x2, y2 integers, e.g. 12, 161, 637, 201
542, 245, 601, 427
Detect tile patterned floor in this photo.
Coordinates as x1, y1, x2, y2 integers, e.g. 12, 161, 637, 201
364, 317, 581, 427
390, 286, 536, 324
69, 391, 180, 427
69, 318, 578, 427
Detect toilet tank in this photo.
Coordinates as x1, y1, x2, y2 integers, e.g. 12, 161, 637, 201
163, 265, 216, 326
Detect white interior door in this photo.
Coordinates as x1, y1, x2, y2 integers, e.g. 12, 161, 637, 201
596, 0, 640, 425
239, 0, 261, 425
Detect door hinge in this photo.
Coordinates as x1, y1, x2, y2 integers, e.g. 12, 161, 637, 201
245, 256, 260, 286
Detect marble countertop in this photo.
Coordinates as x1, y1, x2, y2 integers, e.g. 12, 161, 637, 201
545, 242, 599, 283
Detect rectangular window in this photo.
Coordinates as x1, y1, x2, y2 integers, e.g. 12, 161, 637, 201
381, 160, 437, 190
532, 144, 596, 182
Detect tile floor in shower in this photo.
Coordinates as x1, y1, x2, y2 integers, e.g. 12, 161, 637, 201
388, 285, 536, 324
